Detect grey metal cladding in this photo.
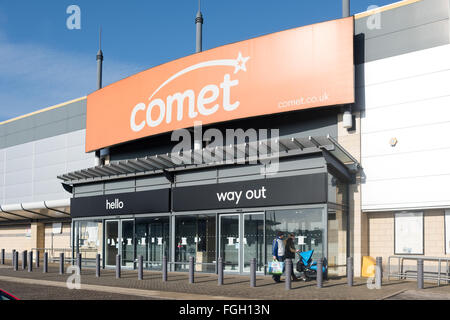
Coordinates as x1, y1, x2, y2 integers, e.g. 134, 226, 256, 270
357, 20, 449, 64
0, 98, 86, 149
355, 0, 450, 64
136, 176, 170, 187
355, 0, 449, 40
4, 116, 34, 135
67, 115, 86, 132
34, 121, 68, 140
4, 129, 34, 148
218, 165, 263, 179
33, 107, 68, 126
176, 169, 218, 182
75, 183, 104, 194
104, 180, 135, 191
104, 188, 135, 195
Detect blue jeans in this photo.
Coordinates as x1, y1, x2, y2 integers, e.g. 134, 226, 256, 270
272, 256, 285, 282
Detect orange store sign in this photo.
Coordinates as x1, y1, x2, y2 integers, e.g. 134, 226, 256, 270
86, 17, 354, 152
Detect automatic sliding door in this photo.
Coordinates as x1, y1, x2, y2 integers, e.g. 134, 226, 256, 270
121, 219, 134, 268
136, 217, 170, 270
243, 213, 264, 273
219, 213, 264, 274
219, 214, 240, 272
175, 215, 216, 273
105, 220, 119, 267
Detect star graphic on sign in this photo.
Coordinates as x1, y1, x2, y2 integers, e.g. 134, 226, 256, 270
234, 52, 250, 74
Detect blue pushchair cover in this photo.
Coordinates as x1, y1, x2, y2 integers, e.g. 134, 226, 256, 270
299, 249, 327, 273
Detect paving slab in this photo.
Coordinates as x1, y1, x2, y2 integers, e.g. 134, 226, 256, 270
0, 263, 448, 300
0, 280, 154, 300
386, 289, 450, 300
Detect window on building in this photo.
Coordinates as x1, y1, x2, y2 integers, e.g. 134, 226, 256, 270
175, 214, 216, 273
135, 216, 170, 270
327, 206, 347, 277
265, 208, 324, 269
74, 220, 103, 267
395, 212, 423, 255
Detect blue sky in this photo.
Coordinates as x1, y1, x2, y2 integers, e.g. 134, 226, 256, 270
0, 0, 399, 121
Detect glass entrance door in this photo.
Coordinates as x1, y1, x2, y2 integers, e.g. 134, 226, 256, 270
219, 212, 264, 274
105, 220, 119, 267
219, 214, 240, 272
121, 219, 134, 268
105, 219, 135, 268
243, 213, 265, 273
135, 217, 170, 270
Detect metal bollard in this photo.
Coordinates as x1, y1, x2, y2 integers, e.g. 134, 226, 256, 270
96, 254, 101, 278
77, 253, 82, 272
376, 257, 383, 286
375, 257, 383, 288
36, 250, 40, 268
116, 254, 121, 279
14, 251, 18, 271
189, 256, 194, 284
28, 251, 33, 272
417, 259, 424, 289
59, 253, 65, 275
43, 252, 48, 273
162, 256, 168, 282
250, 258, 256, 288
22, 250, 27, 270
347, 256, 354, 287
1, 249, 4, 265
218, 257, 223, 286
316, 258, 323, 288
285, 259, 292, 290
138, 255, 143, 280
12, 250, 16, 268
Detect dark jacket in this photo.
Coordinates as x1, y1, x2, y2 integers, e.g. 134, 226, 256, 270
284, 238, 296, 259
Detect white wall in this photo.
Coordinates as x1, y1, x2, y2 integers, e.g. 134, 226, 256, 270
359, 44, 450, 211
0, 129, 96, 205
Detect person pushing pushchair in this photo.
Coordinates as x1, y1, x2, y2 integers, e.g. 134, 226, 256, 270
271, 231, 285, 283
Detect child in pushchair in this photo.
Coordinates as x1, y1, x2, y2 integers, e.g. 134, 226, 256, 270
296, 249, 328, 281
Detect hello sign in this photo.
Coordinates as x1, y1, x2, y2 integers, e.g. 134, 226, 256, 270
85, 17, 354, 152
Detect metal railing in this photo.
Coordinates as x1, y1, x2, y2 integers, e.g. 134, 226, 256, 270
387, 255, 450, 286
132, 259, 217, 272
32, 248, 99, 264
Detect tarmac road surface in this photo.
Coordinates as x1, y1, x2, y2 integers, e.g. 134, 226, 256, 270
0, 280, 155, 300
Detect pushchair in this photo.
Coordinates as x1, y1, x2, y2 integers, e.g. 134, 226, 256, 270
295, 249, 328, 281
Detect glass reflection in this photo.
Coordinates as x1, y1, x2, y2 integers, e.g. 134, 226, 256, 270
105, 220, 119, 266
175, 215, 216, 272
266, 208, 324, 270
243, 214, 264, 272
135, 217, 170, 270
220, 215, 239, 271
74, 220, 103, 268
121, 220, 134, 268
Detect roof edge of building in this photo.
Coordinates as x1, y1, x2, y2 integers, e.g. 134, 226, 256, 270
0, 96, 87, 127
355, 0, 423, 20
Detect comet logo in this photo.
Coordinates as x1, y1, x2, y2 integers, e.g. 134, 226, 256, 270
130, 52, 250, 132
86, 18, 354, 153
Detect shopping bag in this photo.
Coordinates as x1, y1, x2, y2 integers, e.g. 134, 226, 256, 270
268, 260, 285, 275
